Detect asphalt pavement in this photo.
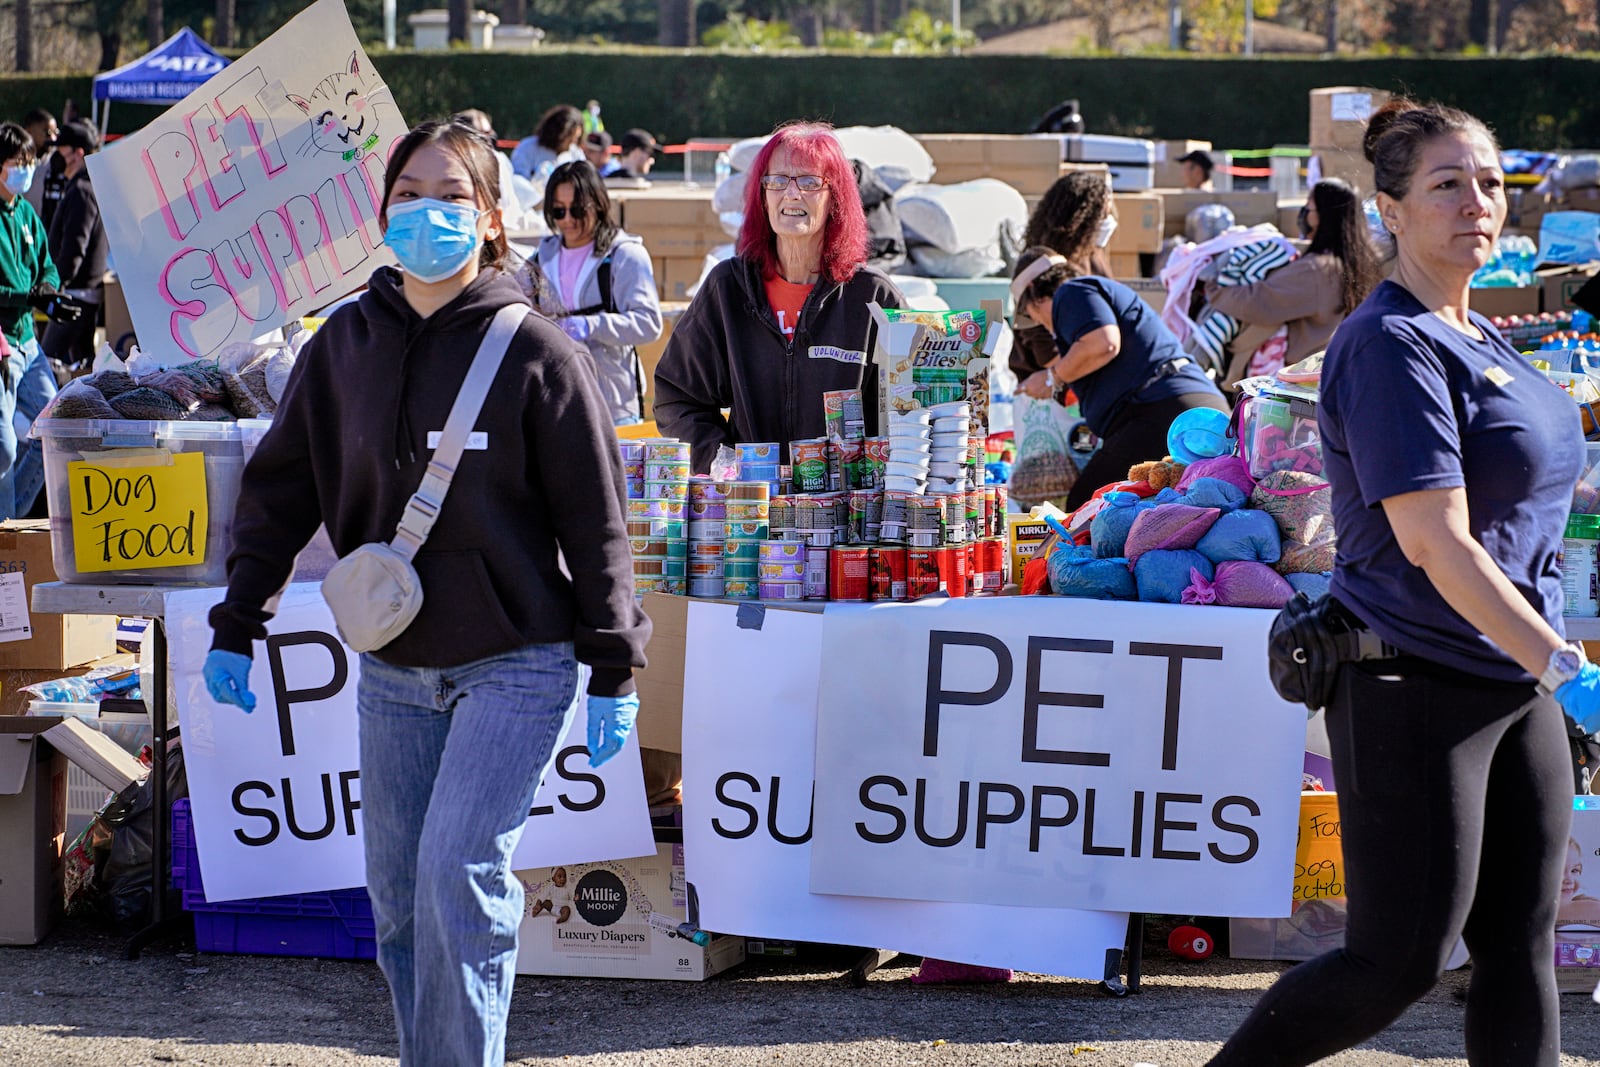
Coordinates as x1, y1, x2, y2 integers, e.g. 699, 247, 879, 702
2, 914, 1599, 1066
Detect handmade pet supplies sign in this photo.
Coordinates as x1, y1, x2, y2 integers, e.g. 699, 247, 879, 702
68, 451, 209, 571
86, 0, 405, 361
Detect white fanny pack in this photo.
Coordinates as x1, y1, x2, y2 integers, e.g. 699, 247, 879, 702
321, 304, 530, 653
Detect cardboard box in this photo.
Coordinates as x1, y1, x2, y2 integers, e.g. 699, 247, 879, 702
101, 275, 135, 351
1469, 285, 1542, 319
1116, 277, 1167, 303
615, 188, 720, 231
1278, 199, 1308, 239
631, 225, 726, 259
917, 134, 1066, 195
1309, 145, 1371, 197
1517, 190, 1557, 231
1309, 86, 1390, 152
1542, 264, 1600, 314
653, 256, 709, 303
1109, 192, 1163, 253
635, 591, 687, 753
1108, 251, 1144, 278
1558, 797, 1600, 988
0, 521, 118, 671
1153, 139, 1213, 190
0, 717, 68, 945
636, 303, 687, 422
1006, 513, 1052, 584
513, 842, 745, 980
1161, 189, 1280, 237
1562, 188, 1600, 214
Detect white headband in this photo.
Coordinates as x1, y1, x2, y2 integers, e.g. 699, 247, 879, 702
1010, 254, 1070, 306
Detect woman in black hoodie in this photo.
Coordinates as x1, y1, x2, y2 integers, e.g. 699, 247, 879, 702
203, 119, 649, 1067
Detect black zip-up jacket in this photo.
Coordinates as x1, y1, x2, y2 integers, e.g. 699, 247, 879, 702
47, 169, 107, 293
652, 256, 903, 472
209, 266, 650, 697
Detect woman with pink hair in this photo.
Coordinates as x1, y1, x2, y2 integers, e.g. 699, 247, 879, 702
654, 121, 902, 473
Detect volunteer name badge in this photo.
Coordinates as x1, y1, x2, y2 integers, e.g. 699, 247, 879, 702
68, 450, 209, 571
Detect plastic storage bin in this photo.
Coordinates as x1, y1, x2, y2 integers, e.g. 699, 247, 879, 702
1240, 393, 1323, 481
238, 418, 338, 580
36, 419, 245, 585
171, 798, 376, 959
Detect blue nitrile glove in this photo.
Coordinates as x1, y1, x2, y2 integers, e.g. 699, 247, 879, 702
586, 692, 639, 767
1556, 662, 1600, 736
203, 650, 257, 712
559, 316, 594, 342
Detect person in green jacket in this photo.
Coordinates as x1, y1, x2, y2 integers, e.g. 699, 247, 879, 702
0, 120, 86, 517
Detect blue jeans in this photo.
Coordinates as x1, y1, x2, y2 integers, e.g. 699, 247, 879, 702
357, 642, 579, 1067
0, 338, 56, 520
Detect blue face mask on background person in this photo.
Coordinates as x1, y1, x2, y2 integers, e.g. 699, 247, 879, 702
384, 197, 483, 283
3, 162, 35, 197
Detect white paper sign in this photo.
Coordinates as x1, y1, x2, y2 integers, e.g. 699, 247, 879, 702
1330, 92, 1374, 123
167, 585, 654, 902
0, 572, 30, 643
87, 0, 404, 361
682, 601, 1129, 979
809, 598, 1305, 917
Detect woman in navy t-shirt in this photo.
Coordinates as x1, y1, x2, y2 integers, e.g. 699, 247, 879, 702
1210, 100, 1594, 1067
1011, 248, 1228, 509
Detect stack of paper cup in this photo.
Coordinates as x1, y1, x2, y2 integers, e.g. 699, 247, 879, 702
927, 402, 971, 496
885, 410, 932, 495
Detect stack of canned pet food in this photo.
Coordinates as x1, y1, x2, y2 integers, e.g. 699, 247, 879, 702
621, 439, 690, 595
618, 401, 1009, 604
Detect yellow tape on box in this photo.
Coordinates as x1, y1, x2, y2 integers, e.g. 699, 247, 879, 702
67, 450, 209, 572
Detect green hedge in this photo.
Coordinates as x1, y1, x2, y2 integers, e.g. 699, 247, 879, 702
10, 52, 1600, 149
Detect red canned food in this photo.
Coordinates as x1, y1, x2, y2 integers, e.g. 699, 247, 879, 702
829, 546, 871, 602
939, 544, 969, 598
907, 547, 941, 599
980, 537, 1006, 593
869, 545, 908, 601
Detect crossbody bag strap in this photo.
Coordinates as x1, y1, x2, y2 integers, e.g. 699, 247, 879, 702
391, 303, 530, 560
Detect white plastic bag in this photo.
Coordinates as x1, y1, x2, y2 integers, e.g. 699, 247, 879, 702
1009, 392, 1082, 506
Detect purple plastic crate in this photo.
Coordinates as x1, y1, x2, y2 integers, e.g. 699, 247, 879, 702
172, 799, 376, 960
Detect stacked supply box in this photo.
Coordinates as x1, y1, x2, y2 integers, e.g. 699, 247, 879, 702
0, 521, 117, 670
1161, 190, 1280, 238
1154, 140, 1214, 190
1308, 86, 1391, 198
514, 841, 744, 981
36, 419, 246, 586
610, 187, 725, 302
915, 134, 1068, 196
1061, 134, 1155, 191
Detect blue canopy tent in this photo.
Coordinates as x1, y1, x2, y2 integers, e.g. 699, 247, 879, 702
92, 28, 229, 132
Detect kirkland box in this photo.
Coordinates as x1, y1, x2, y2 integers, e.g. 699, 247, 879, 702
514, 842, 744, 980
36, 419, 245, 586
0, 521, 117, 669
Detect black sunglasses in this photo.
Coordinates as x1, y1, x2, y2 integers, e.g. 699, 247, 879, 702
548, 206, 587, 221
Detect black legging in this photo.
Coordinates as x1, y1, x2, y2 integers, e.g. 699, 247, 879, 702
1210, 656, 1574, 1067
1063, 391, 1230, 511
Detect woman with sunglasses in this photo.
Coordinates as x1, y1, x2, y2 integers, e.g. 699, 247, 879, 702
529, 160, 662, 425
654, 121, 902, 473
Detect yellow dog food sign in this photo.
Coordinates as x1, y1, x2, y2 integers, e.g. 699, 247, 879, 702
68, 451, 209, 571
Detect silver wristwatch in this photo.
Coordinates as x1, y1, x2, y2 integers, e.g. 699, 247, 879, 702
1536, 643, 1588, 697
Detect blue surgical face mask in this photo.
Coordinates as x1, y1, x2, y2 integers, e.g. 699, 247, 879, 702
383, 197, 483, 284
4, 163, 35, 196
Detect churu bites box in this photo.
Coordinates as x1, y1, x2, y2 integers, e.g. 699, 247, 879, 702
514, 843, 744, 981
870, 304, 1009, 434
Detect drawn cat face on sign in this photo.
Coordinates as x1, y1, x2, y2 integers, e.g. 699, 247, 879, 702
289, 51, 380, 162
